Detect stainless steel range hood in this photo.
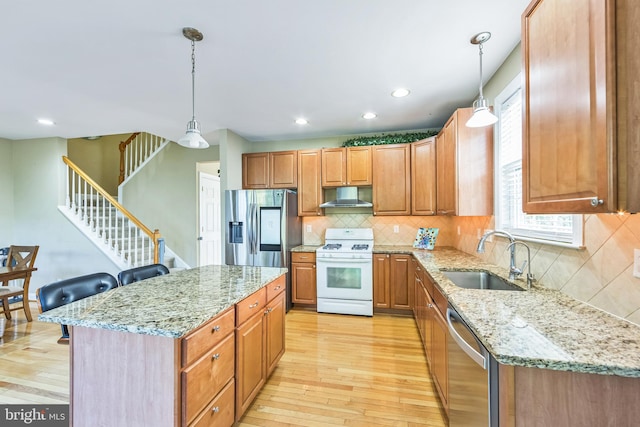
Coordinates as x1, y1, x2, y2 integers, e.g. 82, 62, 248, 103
319, 186, 373, 208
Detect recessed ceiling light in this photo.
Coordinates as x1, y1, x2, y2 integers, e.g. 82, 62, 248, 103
295, 118, 308, 125
391, 88, 410, 98
37, 118, 55, 125
362, 112, 377, 120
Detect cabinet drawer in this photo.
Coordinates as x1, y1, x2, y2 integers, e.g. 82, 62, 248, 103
182, 308, 235, 367
189, 379, 235, 427
183, 333, 235, 425
266, 275, 286, 302
236, 287, 266, 326
291, 252, 315, 263
433, 283, 447, 318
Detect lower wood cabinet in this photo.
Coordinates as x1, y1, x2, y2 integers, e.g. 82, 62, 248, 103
413, 260, 448, 415
373, 253, 413, 311
235, 276, 286, 421
291, 252, 316, 304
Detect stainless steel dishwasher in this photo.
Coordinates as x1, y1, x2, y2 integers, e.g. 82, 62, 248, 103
446, 305, 498, 427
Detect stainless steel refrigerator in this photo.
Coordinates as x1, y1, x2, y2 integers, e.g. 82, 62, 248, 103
225, 189, 301, 311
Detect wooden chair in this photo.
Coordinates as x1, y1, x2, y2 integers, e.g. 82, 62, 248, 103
0, 245, 39, 321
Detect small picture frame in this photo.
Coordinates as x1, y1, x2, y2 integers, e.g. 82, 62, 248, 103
413, 228, 439, 250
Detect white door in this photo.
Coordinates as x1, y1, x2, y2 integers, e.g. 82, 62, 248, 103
199, 172, 221, 266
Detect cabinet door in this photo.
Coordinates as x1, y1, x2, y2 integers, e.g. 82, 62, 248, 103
411, 138, 437, 215
390, 254, 412, 310
522, 0, 612, 213
269, 150, 297, 188
291, 262, 316, 304
372, 144, 411, 215
235, 312, 265, 421
242, 153, 269, 189
321, 148, 347, 187
265, 292, 285, 377
346, 146, 373, 185
297, 149, 323, 216
373, 254, 390, 308
436, 117, 456, 215
432, 306, 449, 413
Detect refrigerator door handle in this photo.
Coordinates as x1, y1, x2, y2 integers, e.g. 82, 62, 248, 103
251, 203, 259, 254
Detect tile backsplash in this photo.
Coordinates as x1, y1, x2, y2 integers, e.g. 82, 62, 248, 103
303, 214, 453, 247
451, 214, 640, 325
303, 212, 640, 325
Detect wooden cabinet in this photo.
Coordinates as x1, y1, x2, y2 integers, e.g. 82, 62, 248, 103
412, 259, 447, 414
291, 252, 316, 304
235, 277, 286, 421
372, 144, 411, 215
242, 151, 297, 189
411, 137, 437, 215
436, 108, 493, 216
321, 146, 372, 187
522, 0, 640, 213
297, 149, 323, 216
373, 253, 412, 311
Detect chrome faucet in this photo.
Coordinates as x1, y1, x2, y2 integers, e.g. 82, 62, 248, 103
477, 230, 521, 280
506, 241, 535, 289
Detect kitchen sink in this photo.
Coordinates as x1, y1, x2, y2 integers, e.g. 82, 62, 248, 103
441, 270, 524, 291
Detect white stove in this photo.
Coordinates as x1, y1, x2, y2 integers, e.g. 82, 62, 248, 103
316, 228, 374, 316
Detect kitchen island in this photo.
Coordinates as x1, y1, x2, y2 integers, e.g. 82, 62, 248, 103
39, 265, 287, 427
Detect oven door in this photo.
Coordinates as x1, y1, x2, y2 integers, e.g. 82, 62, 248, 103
316, 256, 372, 300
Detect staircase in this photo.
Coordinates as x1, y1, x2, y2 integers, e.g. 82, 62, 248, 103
59, 155, 167, 270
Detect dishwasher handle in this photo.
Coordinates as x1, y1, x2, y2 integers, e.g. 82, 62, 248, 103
446, 307, 488, 369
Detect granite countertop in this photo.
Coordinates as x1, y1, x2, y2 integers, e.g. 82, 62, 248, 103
290, 245, 321, 252
38, 265, 287, 339
379, 246, 640, 378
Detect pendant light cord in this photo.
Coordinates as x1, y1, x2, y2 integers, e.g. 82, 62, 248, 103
477, 42, 484, 101
191, 39, 196, 121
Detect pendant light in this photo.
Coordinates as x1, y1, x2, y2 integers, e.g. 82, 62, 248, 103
465, 31, 498, 128
177, 27, 209, 149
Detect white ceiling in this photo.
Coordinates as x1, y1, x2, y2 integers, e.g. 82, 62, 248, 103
0, 0, 530, 144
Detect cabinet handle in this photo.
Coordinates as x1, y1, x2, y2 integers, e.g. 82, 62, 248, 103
211, 406, 220, 414
211, 325, 220, 333
590, 198, 604, 207
312, 265, 316, 269
211, 353, 220, 361
427, 303, 433, 308
273, 285, 282, 291
249, 301, 259, 309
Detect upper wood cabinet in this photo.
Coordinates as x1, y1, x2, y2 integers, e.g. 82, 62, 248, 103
321, 146, 372, 187
436, 108, 493, 216
522, 0, 640, 213
242, 151, 297, 189
297, 149, 323, 216
372, 144, 411, 215
411, 137, 437, 215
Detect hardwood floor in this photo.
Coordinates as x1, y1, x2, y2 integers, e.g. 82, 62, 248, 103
0, 304, 446, 426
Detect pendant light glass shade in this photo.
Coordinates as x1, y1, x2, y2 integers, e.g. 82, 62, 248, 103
178, 27, 209, 149
465, 31, 498, 128
466, 98, 498, 128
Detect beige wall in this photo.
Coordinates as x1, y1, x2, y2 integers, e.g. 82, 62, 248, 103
68, 134, 128, 195
121, 141, 220, 267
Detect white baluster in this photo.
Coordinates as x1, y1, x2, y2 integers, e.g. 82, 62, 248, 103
70, 169, 75, 211
134, 228, 139, 266
89, 186, 94, 230
65, 165, 71, 209
108, 200, 113, 249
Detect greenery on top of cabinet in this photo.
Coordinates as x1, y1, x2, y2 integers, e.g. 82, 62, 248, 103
342, 131, 439, 147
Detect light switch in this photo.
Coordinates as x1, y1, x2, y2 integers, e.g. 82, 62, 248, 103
306, 225, 312, 233
634, 249, 640, 278
393, 225, 399, 233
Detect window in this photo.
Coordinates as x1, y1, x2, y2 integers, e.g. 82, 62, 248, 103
494, 76, 583, 247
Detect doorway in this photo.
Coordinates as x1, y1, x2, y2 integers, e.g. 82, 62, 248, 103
198, 169, 221, 266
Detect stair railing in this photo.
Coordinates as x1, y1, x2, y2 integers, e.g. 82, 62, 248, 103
119, 132, 166, 184
63, 156, 161, 267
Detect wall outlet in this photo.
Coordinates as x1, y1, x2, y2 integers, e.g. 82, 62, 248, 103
634, 249, 640, 278
457, 225, 461, 236
393, 225, 399, 233
306, 225, 312, 233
